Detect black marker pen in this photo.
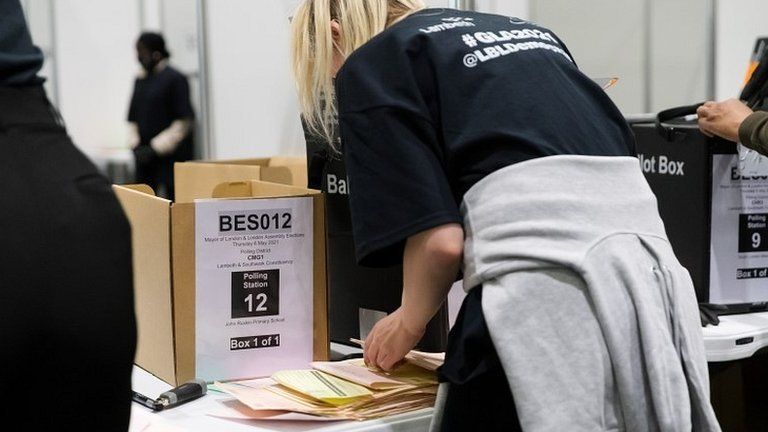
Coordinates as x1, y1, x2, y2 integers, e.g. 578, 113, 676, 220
132, 391, 163, 411
132, 379, 207, 411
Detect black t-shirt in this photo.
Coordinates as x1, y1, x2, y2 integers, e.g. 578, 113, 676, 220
128, 65, 194, 157
336, 9, 634, 267
0, 0, 44, 87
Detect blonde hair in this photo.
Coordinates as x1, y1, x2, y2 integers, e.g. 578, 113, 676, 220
291, 0, 425, 148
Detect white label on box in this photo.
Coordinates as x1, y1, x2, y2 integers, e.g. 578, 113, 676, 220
738, 143, 768, 177
710, 154, 768, 303
194, 197, 313, 381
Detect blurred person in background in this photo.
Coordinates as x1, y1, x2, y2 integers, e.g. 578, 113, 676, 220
128, 32, 194, 200
0, 1, 136, 430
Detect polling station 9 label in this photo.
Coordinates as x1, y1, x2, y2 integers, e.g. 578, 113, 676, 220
738, 213, 768, 253
219, 209, 293, 234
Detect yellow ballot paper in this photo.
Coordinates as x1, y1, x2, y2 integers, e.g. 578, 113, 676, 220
271, 370, 373, 406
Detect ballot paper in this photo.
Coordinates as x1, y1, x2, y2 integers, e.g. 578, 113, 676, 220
209, 399, 342, 422
311, 359, 437, 389
348, 338, 445, 371
405, 350, 445, 371
214, 381, 334, 414
212, 355, 441, 422
271, 370, 373, 406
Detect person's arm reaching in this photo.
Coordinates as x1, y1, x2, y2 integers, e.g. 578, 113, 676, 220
363, 223, 464, 371
739, 111, 768, 155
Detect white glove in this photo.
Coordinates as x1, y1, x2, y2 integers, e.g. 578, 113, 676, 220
150, 119, 191, 156
127, 122, 140, 149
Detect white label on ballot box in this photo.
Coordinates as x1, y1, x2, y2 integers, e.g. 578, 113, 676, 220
710, 154, 768, 303
195, 197, 313, 381
738, 144, 768, 177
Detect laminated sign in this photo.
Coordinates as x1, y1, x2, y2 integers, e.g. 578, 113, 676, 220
710, 154, 768, 303
737, 144, 768, 177
195, 197, 314, 381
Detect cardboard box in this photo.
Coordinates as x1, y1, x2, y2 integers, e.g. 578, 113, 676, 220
174, 157, 308, 203
114, 179, 327, 385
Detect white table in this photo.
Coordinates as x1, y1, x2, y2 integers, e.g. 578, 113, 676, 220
130, 314, 768, 431
130, 344, 433, 432
702, 311, 768, 362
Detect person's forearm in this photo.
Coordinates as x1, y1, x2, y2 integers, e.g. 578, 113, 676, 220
127, 122, 140, 149
151, 119, 192, 155
400, 223, 464, 332
740, 111, 768, 155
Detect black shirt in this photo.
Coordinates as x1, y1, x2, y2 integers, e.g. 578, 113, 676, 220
0, 0, 44, 87
128, 65, 194, 157
336, 9, 634, 267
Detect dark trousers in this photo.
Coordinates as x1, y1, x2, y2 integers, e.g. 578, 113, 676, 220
0, 86, 136, 431
439, 286, 522, 431
134, 147, 176, 200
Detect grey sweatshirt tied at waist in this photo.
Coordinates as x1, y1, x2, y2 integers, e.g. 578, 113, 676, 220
460, 155, 720, 431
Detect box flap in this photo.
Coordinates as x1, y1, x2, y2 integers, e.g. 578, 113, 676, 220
174, 162, 264, 204
268, 156, 308, 188
174, 157, 309, 203
120, 184, 156, 195
260, 166, 294, 186
112, 185, 177, 384
170, 203, 197, 385
209, 158, 271, 166
311, 193, 329, 361
212, 180, 320, 200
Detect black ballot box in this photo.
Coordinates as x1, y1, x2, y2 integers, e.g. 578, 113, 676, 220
632, 120, 768, 307
305, 127, 449, 352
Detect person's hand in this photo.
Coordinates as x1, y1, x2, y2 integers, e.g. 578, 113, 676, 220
150, 120, 190, 156
150, 132, 177, 156
363, 307, 425, 372
127, 123, 141, 149
697, 99, 754, 142
132, 145, 157, 166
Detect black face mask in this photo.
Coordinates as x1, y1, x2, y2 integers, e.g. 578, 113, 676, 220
139, 56, 159, 73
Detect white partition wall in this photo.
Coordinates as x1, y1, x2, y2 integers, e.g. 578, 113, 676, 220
531, 0, 647, 113
426, 0, 449, 7
473, 0, 528, 17
650, 0, 710, 111
23, 0, 765, 161
53, 1, 140, 157
20, 0, 58, 104
141, 0, 163, 30
715, 0, 768, 101
201, 0, 306, 159
531, 0, 712, 114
